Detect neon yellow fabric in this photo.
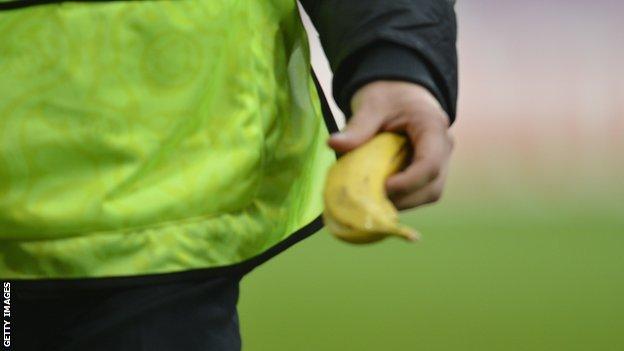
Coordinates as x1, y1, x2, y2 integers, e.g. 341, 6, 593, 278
0, 0, 335, 279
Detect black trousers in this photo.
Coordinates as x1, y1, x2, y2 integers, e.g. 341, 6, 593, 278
9, 274, 242, 351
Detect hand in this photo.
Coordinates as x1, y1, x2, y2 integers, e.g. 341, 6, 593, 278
328, 81, 454, 210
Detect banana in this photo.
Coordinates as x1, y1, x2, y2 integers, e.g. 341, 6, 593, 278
323, 132, 420, 244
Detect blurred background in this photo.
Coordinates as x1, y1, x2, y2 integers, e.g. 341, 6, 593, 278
239, 1, 624, 350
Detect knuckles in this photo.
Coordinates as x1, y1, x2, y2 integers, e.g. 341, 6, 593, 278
426, 167, 441, 182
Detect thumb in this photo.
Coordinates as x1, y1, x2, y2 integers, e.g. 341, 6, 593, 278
328, 111, 385, 153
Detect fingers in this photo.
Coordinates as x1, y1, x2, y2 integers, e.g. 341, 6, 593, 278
384, 111, 453, 209
328, 110, 386, 153
386, 118, 453, 194
389, 165, 449, 210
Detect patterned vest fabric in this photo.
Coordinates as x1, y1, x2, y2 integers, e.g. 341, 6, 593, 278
0, 0, 335, 279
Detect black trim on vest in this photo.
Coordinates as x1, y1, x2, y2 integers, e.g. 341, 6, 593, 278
10, 217, 325, 291
8, 69, 339, 291
312, 71, 340, 134
1, 0, 76, 10
0, 0, 130, 11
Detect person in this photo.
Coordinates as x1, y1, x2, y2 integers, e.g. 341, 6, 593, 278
0, 0, 457, 350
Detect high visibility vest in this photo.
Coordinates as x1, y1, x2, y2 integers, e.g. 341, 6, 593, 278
0, 0, 335, 279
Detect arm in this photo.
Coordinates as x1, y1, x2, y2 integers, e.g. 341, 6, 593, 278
300, 0, 457, 120
300, 0, 458, 209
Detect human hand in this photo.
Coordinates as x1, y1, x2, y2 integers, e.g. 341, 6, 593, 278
328, 81, 454, 210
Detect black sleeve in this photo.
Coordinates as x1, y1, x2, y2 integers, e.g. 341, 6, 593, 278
299, 0, 458, 123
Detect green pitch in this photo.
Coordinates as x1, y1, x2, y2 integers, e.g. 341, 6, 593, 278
239, 182, 624, 350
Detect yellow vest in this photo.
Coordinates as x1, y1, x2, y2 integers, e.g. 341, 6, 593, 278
0, 0, 335, 279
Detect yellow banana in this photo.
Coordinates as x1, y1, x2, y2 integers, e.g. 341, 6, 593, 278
323, 132, 420, 244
